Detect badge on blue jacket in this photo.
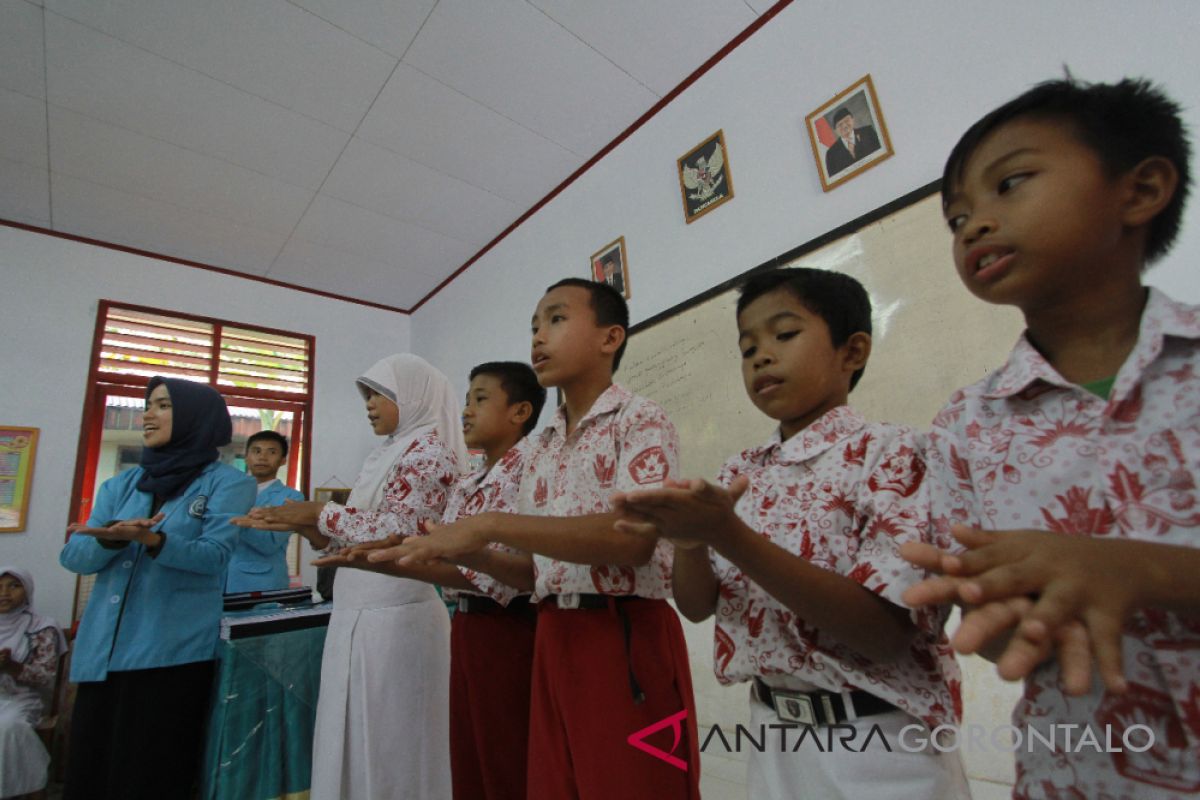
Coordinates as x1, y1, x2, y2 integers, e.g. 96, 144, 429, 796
188, 495, 209, 518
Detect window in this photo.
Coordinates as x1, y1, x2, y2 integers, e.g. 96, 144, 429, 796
69, 301, 315, 618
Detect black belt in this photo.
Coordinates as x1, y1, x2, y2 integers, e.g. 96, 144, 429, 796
455, 594, 532, 614
545, 594, 647, 705
753, 677, 897, 727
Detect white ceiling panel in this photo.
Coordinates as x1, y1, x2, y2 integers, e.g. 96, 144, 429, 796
0, 0, 46, 99
271, 236, 447, 304
286, 0, 436, 59
44, 13, 349, 191
356, 64, 580, 206
321, 137, 524, 247
51, 173, 288, 274
0, 157, 51, 227
289, 194, 476, 275
403, 0, 660, 156
49, 106, 313, 236
6, 0, 766, 308
0, 88, 48, 168
45, 0, 397, 131
530, 0, 757, 96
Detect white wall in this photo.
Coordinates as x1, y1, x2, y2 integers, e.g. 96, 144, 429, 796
408, 2, 1200, 797
413, 0, 1200, 386
0, 225, 410, 627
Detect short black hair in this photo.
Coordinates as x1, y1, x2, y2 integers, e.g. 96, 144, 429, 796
942, 76, 1191, 264
247, 430, 289, 458
468, 361, 548, 436
736, 267, 872, 390
833, 107, 853, 124
544, 278, 630, 371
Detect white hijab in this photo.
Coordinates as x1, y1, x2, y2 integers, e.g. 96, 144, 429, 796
0, 567, 67, 664
348, 354, 469, 510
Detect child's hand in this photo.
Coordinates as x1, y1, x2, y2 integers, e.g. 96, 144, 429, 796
906, 524, 1138, 694
312, 535, 406, 567
368, 518, 487, 567
611, 476, 748, 544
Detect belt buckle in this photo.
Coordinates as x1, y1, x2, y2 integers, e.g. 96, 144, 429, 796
457, 596, 471, 613
557, 593, 580, 610
773, 689, 818, 726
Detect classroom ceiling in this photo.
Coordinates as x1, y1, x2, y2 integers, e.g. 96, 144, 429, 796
1, 0, 777, 311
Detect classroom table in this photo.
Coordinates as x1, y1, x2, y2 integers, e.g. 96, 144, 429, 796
201, 603, 331, 800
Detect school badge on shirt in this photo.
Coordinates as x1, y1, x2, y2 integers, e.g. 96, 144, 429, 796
188, 496, 209, 518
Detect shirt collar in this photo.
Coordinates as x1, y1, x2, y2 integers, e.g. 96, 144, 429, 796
982, 288, 1200, 401
470, 435, 532, 487
542, 383, 630, 442
746, 405, 868, 464
255, 478, 279, 494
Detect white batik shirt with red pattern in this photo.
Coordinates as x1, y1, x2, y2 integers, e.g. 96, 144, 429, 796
441, 436, 531, 606
710, 405, 961, 729
926, 289, 1200, 799
317, 431, 458, 547
518, 384, 679, 601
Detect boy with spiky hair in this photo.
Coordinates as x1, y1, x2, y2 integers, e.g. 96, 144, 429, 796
377, 279, 701, 799
614, 268, 969, 798
903, 77, 1200, 797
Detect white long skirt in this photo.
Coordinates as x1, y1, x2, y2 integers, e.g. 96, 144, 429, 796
0, 692, 50, 798
310, 571, 451, 800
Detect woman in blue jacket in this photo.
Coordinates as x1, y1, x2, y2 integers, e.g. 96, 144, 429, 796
60, 376, 255, 800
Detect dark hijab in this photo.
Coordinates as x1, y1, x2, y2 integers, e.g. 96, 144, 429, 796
137, 377, 233, 498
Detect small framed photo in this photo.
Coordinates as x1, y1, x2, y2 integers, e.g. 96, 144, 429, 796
805, 74, 894, 192
312, 487, 351, 506
0, 426, 38, 533
677, 129, 735, 223
590, 236, 631, 299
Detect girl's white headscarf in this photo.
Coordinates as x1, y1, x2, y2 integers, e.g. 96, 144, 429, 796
348, 354, 469, 510
0, 567, 67, 663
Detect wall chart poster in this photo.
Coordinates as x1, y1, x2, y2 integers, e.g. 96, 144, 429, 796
0, 427, 39, 533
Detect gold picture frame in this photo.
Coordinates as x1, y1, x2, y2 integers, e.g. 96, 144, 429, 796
590, 236, 631, 299
0, 427, 39, 533
677, 129, 735, 223
805, 74, 894, 192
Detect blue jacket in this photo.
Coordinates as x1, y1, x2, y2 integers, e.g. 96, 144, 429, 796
224, 479, 306, 593
61, 461, 256, 682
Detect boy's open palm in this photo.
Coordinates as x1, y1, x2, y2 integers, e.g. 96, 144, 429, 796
368, 517, 486, 566
612, 476, 748, 545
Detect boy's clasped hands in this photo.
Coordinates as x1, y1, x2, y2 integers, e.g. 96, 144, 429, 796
900, 524, 1158, 696
608, 475, 1144, 697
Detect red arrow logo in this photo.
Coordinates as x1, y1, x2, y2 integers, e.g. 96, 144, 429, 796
626, 709, 688, 771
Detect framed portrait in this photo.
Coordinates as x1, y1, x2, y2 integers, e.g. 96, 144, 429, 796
805, 74, 894, 192
312, 487, 351, 505
0, 427, 39, 533
590, 236, 631, 299
677, 129, 735, 223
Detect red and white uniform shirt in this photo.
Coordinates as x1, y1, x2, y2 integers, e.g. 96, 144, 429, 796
317, 431, 458, 547
519, 384, 679, 601
926, 289, 1200, 798
441, 437, 531, 606
712, 405, 962, 730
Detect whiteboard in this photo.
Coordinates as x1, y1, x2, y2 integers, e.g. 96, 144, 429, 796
622, 187, 1027, 791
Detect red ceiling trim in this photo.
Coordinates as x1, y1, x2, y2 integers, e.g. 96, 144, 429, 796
407, 0, 795, 313
3, 0, 793, 317
0, 218, 409, 314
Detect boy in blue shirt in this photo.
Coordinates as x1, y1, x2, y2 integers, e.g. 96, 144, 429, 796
225, 430, 305, 593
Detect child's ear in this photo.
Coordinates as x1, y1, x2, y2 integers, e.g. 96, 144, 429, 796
600, 324, 626, 358
1121, 155, 1178, 228
508, 400, 533, 428
841, 332, 872, 376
